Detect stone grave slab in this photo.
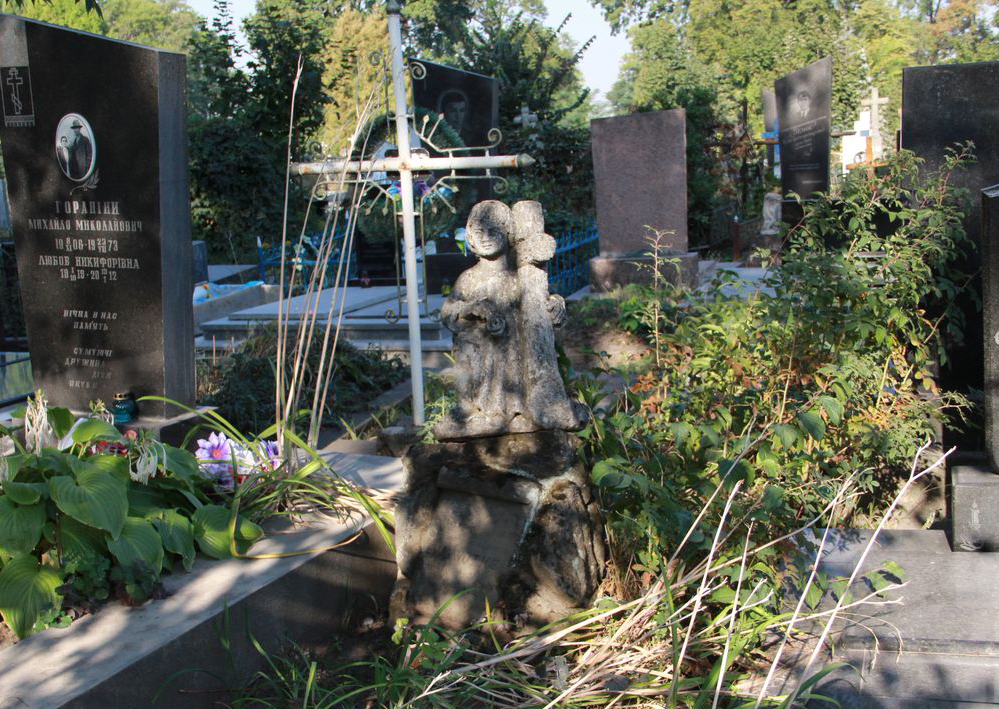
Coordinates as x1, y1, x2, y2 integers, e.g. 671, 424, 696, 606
228, 285, 399, 321
591, 109, 688, 256
775, 56, 832, 200
0, 16, 194, 416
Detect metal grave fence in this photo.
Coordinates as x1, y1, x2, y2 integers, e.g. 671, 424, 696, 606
547, 222, 599, 296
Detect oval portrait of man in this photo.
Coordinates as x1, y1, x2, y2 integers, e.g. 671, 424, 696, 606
55, 113, 96, 182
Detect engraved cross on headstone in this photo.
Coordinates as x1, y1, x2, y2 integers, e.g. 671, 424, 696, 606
5, 68, 23, 114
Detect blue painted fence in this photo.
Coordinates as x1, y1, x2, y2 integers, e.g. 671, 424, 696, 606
548, 222, 599, 296
257, 230, 359, 286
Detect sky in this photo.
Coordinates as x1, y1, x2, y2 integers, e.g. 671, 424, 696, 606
182, 0, 629, 98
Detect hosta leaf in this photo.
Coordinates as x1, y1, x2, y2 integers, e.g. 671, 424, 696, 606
105, 517, 163, 575
59, 516, 106, 566
0, 555, 62, 639
149, 509, 195, 571
1, 480, 47, 506
163, 447, 200, 484
46, 407, 75, 440
48, 466, 127, 539
193, 505, 262, 560
71, 419, 124, 446
87, 454, 130, 483
0, 498, 45, 555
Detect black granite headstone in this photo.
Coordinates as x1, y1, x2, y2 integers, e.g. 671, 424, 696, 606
0, 16, 194, 417
902, 62, 999, 249
410, 59, 499, 151
776, 57, 831, 200
983, 185, 999, 468
902, 62, 999, 449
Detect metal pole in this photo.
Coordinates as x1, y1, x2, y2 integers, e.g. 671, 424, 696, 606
290, 153, 535, 176
386, 1, 425, 425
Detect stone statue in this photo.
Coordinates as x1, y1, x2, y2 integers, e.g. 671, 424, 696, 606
395, 201, 603, 632
434, 200, 589, 440
437, 201, 523, 439
761, 192, 782, 235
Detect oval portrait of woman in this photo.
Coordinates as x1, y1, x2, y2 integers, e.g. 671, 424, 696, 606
55, 113, 96, 182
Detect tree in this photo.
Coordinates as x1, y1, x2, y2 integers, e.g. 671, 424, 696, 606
187, 0, 284, 261
103, 0, 199, 52
1, 0, 106, 32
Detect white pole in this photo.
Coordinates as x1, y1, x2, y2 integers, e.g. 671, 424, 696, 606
386, 0, 425, 425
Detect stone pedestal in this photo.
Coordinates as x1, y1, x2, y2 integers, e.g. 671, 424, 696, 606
589, 251, 698, 292
950, 464, 999, 551
390, 430, 605, 630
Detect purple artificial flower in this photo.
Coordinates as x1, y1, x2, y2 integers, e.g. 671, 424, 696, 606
195, 431, 236, 490
256, 440, 282, 471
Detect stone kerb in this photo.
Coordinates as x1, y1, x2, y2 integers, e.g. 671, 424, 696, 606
0, 452, 403, 709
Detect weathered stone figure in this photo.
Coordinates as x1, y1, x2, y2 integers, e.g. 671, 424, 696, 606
434, 200, 588, 440
436, 201, 525, 439
761, 192, 783, 236
394, 199, 604, 632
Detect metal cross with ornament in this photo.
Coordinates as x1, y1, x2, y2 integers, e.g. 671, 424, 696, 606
289, 0, 535, 425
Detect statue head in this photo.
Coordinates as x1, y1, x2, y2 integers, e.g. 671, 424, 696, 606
466, 200, 511, 259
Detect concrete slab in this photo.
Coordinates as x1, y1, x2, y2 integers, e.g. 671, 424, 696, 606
208, 264, 258, 284
229, 286, 400, 321
0, 452, 404, 709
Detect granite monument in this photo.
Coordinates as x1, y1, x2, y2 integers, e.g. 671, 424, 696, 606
0, 16, 195, 417
776, 57, 832, 200
589, 109, 697, 291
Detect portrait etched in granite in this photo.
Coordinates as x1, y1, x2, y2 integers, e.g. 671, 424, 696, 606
434, 199, 589, 440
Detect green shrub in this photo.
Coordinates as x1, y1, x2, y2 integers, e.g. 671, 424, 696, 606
582, 147, 974, 566
199, 326, 406, 436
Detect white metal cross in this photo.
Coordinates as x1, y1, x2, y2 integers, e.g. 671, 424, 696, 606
861, 85, 890, 155
290, 1, 534, 425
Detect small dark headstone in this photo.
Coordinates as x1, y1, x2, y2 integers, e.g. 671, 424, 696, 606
410, 58, 499, 151
192, 240, 207, 284
0, 16, 194, 416
425, 252, 474, 295
776, 56, 831, 200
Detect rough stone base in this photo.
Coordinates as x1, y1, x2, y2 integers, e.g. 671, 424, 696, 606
950, 464, 999, 551
589, 252, 698, 292
745, 232, 783, 267
390, 431, 606, 631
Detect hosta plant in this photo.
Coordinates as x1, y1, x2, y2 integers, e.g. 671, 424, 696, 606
0, 393, 263, 640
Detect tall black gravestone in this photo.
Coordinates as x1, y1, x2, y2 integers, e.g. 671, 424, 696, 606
949, 185, 999, 551
0, 16, 194, 417
776, 57, 831, 202
902, 62, 999, 451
